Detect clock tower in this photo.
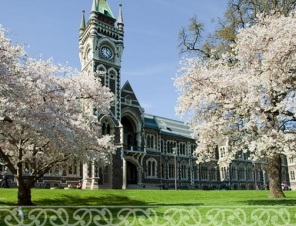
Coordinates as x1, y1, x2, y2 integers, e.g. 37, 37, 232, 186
79, 0, 124, 189
79, 0, 124, 121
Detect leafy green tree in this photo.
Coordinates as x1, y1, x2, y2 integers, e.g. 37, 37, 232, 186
178, 0, 296, 58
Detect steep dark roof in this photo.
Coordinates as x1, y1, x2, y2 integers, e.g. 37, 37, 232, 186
144, 114, 195, 139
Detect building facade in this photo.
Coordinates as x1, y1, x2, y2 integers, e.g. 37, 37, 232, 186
2, 0, 291, 190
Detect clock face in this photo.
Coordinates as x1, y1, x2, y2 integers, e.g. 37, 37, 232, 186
101, 46, 113, 59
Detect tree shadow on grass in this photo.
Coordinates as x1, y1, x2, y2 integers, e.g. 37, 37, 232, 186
35, 194, 149, 206
243, 199, 296, 206
32, 194, 205, 207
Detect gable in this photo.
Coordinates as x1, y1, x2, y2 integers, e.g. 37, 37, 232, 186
121, 81, 142, 109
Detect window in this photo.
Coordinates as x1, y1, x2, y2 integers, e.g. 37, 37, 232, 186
168, 161, 175, 179
246, 165, 253, 180
231, 164, 237, 180
236, 150, 243, 159
281, 168, 287, 183
160, 162, 165, 179
220, 147, 226, 158
102, 119, 113, 135
245, 151, 251, 160
221, 166, 227, 180
161, 140, 164, 152
68, 161, 78, 175
180, 161, 188, 179
209, 165, 217, 181
146, 135, 155, 149
193, 165, 199, 180
238, 164, 246, 180
190, 144, 196, 156
103, 166, 109, 183
179, 143, 186, 155
167, 141, 176, 154
289, 157, 294, 164
200, 165, 208, 180
290, 171, 295, 180
146, 158, 157, 177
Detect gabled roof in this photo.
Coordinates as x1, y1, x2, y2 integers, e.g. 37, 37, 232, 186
144, 114, 196, 140
121, 81, 142, 107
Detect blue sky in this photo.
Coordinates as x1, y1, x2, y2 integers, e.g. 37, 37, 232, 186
0, 0, 227, 121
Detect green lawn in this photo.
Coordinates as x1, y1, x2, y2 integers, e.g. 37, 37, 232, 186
0, 189, 295, 225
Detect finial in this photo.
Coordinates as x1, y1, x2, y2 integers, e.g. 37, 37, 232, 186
79, 10, 86, 35
117, 3, 124, 31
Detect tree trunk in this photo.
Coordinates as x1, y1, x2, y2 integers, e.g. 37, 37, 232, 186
18, 186, 34, 206
266, 154, 285, 198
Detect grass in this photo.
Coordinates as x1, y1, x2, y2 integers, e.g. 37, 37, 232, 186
0, 189, 296, 225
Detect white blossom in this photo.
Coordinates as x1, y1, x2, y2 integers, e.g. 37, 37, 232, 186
0, 24, 115, 185
175, 12, 296, 162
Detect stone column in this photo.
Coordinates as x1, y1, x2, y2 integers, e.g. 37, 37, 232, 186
138, 166, 142, 185
137, 132, 142, 148
91, 161, 95, 190
82, 163, 88, 189
122, 158, 127, 189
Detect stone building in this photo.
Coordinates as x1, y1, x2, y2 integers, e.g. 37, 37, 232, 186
73, 0, 281, 190
1, 0, 290, 190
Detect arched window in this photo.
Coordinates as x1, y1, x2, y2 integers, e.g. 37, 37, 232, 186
221, 166, 227, 180
180, 143, 186, 155
151, 136, 154, 149
200, 165, 208, 180
168, 161, 175, 179
209, 165, 217, 181
193, 164, 199, 180
167, 142, 170, 154
147, 136, 151, 148
160, 162, 165, 179
231, 164, 237, 180
101, 119, 113, 135
68, 160, 78, 176
220, 147, 226, 158
102, 124, 106, 135
190, 144, 196, 156
290, 171, 295, 180
281, 168, 287, 183
167, 141, 176, 154
246, 165, 253, 180
238, 164, 246, 180
146, 158, 157, 177
237, 150, 243, 159
180, 161, 188, 179
146, 135, 155, 149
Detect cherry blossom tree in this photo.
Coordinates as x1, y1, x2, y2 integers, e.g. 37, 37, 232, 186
0, 25, 115, 205
175, 12, 296, 198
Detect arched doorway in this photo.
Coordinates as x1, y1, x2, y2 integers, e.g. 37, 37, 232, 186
122, 117, 137, 150
127, 161, 137, 184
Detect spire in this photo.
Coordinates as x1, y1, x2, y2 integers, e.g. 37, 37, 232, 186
97, 0, 115, 18
90, 0, 97, 19
79, 10, 86, 35
117, 3, 124, 32
91, 0, 97, 13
